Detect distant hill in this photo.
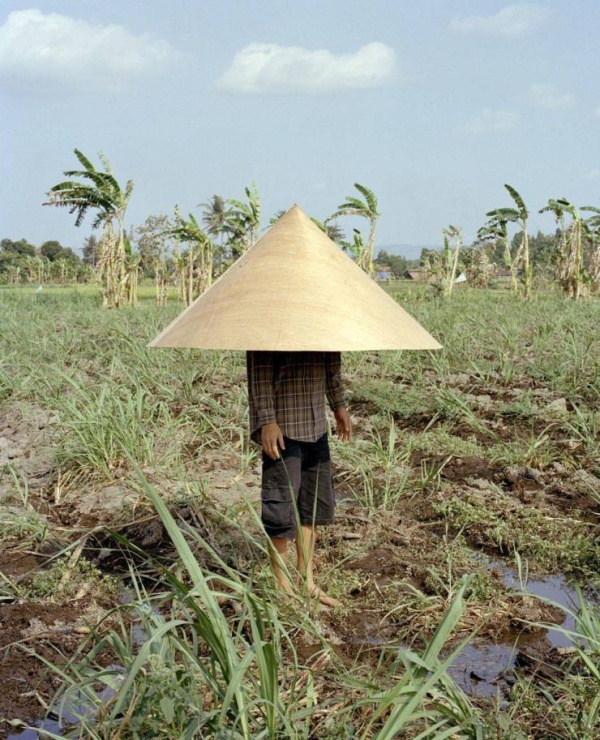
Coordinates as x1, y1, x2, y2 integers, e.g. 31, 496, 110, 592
376, 243, 443, 260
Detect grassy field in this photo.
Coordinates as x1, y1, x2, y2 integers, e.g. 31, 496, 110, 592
1, 285, 600, 738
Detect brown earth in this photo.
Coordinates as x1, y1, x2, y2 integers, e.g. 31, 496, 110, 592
1, 390, 599, 729
0, 601, 80, 725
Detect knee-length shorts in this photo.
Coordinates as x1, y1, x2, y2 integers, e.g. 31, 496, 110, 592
261, 434, 335, 539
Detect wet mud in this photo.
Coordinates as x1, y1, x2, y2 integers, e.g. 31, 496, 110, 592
447, 554, 596, 698
2, 367, 600, 735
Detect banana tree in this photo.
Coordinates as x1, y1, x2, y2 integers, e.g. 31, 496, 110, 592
168, 208, 215, 305
477, 217, 515, 291
479, 184, 531, 297
462, 244, 493, 288
327, 183, 380, 274
420, 231, 462, 296
44, 150, 133, 308
340, 228, 367, 264
540, 198, 585, 299
171, 247, 187, 304
583, 206, 600, 293
124, 249, 141, 306
441, 225, 463, 297
6, 264, 21, 284
25, 255, 50, 284
51, 257, 68, 284
153, 253, 170, 306
324, 221, 346, 246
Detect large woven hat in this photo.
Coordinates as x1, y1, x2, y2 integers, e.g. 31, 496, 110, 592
150, 204, 441, 351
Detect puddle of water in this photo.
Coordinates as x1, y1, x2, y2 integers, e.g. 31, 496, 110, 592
447, 552, 600, 698
7, 719, 63, 740
7, 669, 123, 739
448, 642, 517, 698
7, 592, 160, 739
341, 552, 599, 699
478, 552, 590, 647
6, 589, 164, 738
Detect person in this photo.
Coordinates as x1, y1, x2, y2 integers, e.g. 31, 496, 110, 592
247, 350, 352, 607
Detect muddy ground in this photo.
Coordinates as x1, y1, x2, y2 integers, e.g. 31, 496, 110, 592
2, 379, 598, 734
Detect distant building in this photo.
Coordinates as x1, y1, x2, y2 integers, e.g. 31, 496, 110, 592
403, 269, 428, 282
377, 270, 392, 281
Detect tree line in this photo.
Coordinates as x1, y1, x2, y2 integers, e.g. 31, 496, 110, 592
419, 185, 600, 299
35, 150, 382, 308
2, 152, 599, 304
0, 238, 90, 284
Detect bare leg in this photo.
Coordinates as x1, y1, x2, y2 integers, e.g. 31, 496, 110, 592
269, 537, 295, 596
295, 524, 340, 607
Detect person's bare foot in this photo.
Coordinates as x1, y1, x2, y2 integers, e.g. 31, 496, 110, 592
306, 583, 341, 608
272, 578, 300, 607
275, 583, 294, 598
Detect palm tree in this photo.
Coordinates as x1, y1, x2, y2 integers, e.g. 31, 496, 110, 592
201, 195, 229, 236
307, 216, 347, 247
44, 150, 133, 307
201, 195, 230, 268
269, 209, 287, 226
327, 183, 380, 274
82, 234, 99, 267
225, 183, 262, 257
324, 221, 346, 246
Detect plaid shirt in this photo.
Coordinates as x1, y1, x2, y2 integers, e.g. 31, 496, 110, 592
247, 351, 346, 443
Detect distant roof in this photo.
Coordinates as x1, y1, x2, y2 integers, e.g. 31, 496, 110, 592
404, 269, 427, 280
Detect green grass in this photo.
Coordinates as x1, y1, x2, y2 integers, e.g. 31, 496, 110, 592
28, 473, 483, 740
1, 285, 600, 737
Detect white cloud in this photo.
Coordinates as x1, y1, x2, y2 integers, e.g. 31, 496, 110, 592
449, 4, 551, 36
214, 42, 396, 94
528, 83, 576, 108
457, 108, 520, 135
0, 9, 182, 92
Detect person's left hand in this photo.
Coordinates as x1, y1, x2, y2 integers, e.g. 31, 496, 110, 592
334, 407, 352, 442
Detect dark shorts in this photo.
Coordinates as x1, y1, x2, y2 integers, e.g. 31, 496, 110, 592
261, 434, 335, 539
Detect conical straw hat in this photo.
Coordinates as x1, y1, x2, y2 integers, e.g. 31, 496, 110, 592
150, 204, 441, 351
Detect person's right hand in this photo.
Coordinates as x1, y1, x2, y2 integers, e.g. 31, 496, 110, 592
261, 422, 285, 460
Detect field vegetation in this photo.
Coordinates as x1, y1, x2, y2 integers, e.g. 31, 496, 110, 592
1, 150, 600, 736
1, 283, 599, 738
2, 148, 599, 308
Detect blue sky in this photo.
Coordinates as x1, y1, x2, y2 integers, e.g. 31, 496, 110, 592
1, 1, 599, 258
